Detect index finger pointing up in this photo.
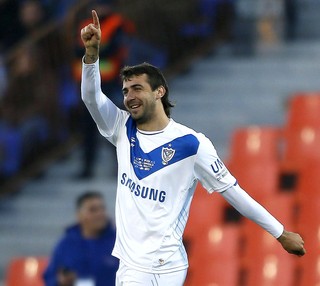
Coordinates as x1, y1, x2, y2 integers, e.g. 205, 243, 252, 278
92, 10, 100, 29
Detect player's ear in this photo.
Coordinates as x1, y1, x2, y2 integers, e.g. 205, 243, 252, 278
155, 86, 165, 99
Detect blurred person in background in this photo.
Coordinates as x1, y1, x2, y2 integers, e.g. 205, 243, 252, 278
40, 0, 79, 20
0, 54, 7, 100
72, 1, 129, 179
285, 0, 298, 41
0, 0, 23, 50
0, 45, 57, 179
44, 191, 118, 286
18, 0, 46, 37
0, 0, 63, 181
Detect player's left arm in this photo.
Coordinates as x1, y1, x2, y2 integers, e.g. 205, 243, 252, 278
220, 185, 306, 256
193, 134, 305, 256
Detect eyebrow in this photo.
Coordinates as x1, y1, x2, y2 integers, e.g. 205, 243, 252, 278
122, 84, 144, 93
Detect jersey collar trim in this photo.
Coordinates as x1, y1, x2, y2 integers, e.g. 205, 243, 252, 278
126, 117, 199, 180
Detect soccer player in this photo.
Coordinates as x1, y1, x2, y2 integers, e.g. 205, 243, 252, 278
80, 10, 306, 286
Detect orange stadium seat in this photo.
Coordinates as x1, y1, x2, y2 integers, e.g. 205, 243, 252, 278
190, 224, 240, 260
228, 161, 279, 202
282, 93, 320, 171
187, 260, 239, 286
227, 126, 281, 201
5, 257, 48, 286
186, 225, 240, 286
296, 160, 320, 202
228, 126, 281, 164
298, 253, 320, 286
295, 161, 320, 285
241, 194, 298, 286
244, 252, 297, 286
184, 183, 226, 240
286, 92, 320, 129
296, 161, 320, 286
282, 125, 320, 169
296, 209, 320, 285
241, 193, 295, 258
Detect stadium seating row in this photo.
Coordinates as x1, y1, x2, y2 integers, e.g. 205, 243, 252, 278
184, 92, 320, 286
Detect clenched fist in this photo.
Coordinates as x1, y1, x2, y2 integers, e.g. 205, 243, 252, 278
81, 10, 101, 64
278, 230, 306, 256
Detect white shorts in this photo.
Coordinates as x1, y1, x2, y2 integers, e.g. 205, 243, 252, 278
115, 261, 187, 286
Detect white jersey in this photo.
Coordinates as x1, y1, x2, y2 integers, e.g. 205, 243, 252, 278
81, 59, 283, 274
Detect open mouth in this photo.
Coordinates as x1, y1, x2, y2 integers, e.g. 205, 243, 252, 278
130, 104, 141, 110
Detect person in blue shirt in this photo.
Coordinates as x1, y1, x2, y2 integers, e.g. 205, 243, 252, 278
44, 191, 118, 286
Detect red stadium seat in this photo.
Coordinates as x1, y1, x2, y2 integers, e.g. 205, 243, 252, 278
241, 194, 298, 286
282, 93, 320, 171
228, 126, 281, 164
297, 160, 320, 202
298, 253, 320, 286
190, 224, 240, 260
186, 225, 240, 286
228, 161, 279, 201
296, 211, 320, 285
295, 161, 320, 285
286, 92, 320, 129
245, 252, 297, 286
184, 183, 226, 240
187, 260, 239, 286
5, 257, 48, 286
282, 125, 320, 170
241, 193, 295, 258
227, 126, 281, 200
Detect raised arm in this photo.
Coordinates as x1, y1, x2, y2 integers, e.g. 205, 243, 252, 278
81, 10, 101, 64
80, 10, 124, 143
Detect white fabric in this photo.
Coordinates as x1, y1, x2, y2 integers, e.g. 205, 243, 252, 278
221, 184, 284, 238
81, 59, 284, 274
115, 261, 187, 286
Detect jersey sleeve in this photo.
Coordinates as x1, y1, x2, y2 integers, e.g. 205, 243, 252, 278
194, 133, 236, 193
81, 58, 128, 145
221, 184, 284, 238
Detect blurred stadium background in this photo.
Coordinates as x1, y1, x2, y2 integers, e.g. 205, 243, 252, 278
1, 0, 320, 285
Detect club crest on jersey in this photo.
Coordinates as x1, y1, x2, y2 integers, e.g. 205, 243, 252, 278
161, 146, 175, 165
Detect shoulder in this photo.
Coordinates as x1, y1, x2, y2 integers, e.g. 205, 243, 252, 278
52, 226, 85, 257
103, 223, 117, 237
171, 120, 214, 147
57, 225, 82, 245
170, 120, 196, 134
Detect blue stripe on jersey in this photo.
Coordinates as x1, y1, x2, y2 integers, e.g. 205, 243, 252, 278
126, 117, 199, 180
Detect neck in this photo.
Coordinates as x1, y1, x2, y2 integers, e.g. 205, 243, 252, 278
137, 112, 170, 132
81, 227, 102, 239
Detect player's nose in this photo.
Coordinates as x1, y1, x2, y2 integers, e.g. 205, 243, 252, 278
126, 90, 136, 101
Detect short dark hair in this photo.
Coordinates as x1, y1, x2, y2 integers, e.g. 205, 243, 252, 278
76, 191, 103, 210
120, 62, 174, 117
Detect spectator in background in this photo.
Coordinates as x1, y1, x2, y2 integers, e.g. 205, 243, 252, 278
0, 0, 24, 51
72, 1, 128, 178
40, 0, 79, 20
284, 0, 298, 41
18, 0, 46, 37
0, 45, 52, 178
44, 191, 118, 286
0, 54, 7, 100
